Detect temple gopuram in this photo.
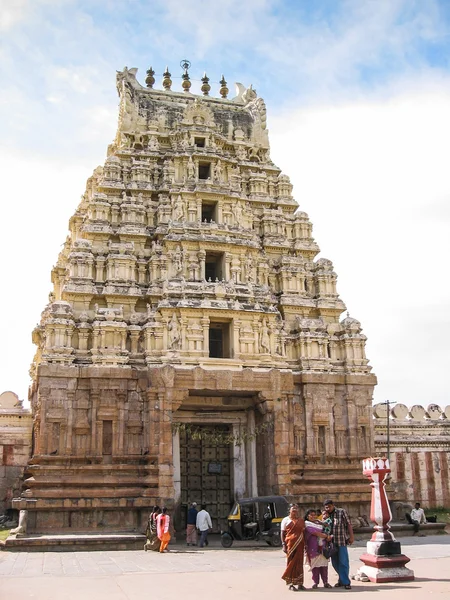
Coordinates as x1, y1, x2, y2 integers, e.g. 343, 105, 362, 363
13, 64, 376, 535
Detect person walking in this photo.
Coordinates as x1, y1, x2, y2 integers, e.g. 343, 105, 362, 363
186, 502, 198, 546
304, 509, 332, 589
281, 503, 306, 591
196, 504, 212, 548
408, 502, 427, 536
156, 507, 173, 553
323, 499, 354, 590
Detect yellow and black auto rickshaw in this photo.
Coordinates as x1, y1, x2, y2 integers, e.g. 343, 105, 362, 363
220, 495, 289, 548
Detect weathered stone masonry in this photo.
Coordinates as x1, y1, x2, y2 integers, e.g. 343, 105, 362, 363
0, 392, 32, 515
374, 402, 450, 508
13, 65, 376, 533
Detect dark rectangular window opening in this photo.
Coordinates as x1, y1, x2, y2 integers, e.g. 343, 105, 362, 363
195, 137, 206, 148
202, 200, 217, 222
205, 251, 223, 281
198, 162, 211, 180
209, 322, 231, 358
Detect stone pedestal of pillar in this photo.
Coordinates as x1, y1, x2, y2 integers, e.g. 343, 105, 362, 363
357, 457, 414, 583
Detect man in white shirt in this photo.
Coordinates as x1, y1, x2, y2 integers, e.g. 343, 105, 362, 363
196, 504, 213, 548
409, 502, 427, 536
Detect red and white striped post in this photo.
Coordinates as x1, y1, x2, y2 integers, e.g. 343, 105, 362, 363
357, 457, 414, 583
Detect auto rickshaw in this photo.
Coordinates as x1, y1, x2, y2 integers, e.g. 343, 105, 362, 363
220, 495, 289, 548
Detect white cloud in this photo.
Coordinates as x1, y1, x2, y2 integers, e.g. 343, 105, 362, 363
0, 149, 95, 403
270, 76, 450, 407
0, 0, 32, 31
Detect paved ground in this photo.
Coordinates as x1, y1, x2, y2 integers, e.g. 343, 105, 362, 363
0, 534, 449, 600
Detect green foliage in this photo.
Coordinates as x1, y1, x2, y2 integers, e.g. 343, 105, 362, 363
425, 507, 450, 524
0, 529, 10, 541
172, 422, 273, 446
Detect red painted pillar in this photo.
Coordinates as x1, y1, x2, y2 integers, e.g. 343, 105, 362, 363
357, 457, 414, 583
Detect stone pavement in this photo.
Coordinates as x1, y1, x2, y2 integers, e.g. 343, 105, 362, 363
0, 535, 449, 600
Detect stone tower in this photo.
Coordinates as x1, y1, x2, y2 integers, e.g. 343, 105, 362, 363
14, 65, 376, 534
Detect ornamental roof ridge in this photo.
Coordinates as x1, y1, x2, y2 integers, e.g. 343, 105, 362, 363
116, 66, 263, 106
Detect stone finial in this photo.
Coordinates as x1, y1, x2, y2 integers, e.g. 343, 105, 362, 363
219, 75, 229, 99
145, 66, 155, 88
182, 70, 191, 93
162, 67, 172, 91
201, 72, 211, 96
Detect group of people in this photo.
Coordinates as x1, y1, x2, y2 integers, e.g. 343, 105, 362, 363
145, 503, 213, 553
281, 499, 354, 592
144, 506, 174, 553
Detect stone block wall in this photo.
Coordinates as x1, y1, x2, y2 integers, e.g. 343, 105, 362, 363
0, 391, 32, 514
373, 402, 450, 508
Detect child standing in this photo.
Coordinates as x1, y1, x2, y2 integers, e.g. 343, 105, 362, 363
304, 509, 332, 589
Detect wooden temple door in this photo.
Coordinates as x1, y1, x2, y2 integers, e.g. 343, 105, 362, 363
179, 425, 232, 532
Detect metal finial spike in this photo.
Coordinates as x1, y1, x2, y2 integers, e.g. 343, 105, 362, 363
180, 59, 191, 73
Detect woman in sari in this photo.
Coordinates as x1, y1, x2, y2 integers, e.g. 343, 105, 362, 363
144, 505, 161, 552
304, 509, 332, 589
156, 507, 173, 553
281, 504, 306, 591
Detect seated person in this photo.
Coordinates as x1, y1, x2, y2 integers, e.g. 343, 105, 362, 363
406, 502, 427, 535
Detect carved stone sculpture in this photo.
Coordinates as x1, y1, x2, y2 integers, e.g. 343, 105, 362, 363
14, 65, 376, 540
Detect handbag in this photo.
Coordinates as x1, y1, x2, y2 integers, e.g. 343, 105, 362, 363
322, 540, 338, 559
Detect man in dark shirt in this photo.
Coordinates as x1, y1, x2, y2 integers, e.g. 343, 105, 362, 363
186, 502, 198, 546
323, 499, 354, 590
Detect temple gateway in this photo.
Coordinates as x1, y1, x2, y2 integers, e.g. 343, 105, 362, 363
14, 65, 376, 534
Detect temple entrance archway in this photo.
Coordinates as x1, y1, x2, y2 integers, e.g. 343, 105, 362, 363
172, 389, 269, 532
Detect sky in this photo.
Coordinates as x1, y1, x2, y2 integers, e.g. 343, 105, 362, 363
1, 0, 449, 409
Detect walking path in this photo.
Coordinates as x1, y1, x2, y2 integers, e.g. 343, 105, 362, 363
0, 534, 449, 599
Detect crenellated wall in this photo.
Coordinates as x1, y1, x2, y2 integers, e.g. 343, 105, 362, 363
373, 402, 450, 508
0, 392, 32, 514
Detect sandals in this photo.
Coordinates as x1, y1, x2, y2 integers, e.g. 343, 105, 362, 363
288, 585, 307, 592
324, 583, 332, 588
312, 584, 318, 589
344, 585, 352, 590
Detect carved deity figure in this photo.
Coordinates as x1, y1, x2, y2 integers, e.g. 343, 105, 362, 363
152, 165, 160, 185
259, 319, 270, 353
214, 160, 223, 182
236, 146, 247, 161
168, 314, 181, 350
187, 156, 195, 179
148, 136, 159, 150
173, 246, 183, 275
246, 253, 255, 283
232, 202, 242, 224
172, 195, 185, 221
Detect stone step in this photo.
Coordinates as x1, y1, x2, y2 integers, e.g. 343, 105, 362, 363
2, 532, 147, 552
